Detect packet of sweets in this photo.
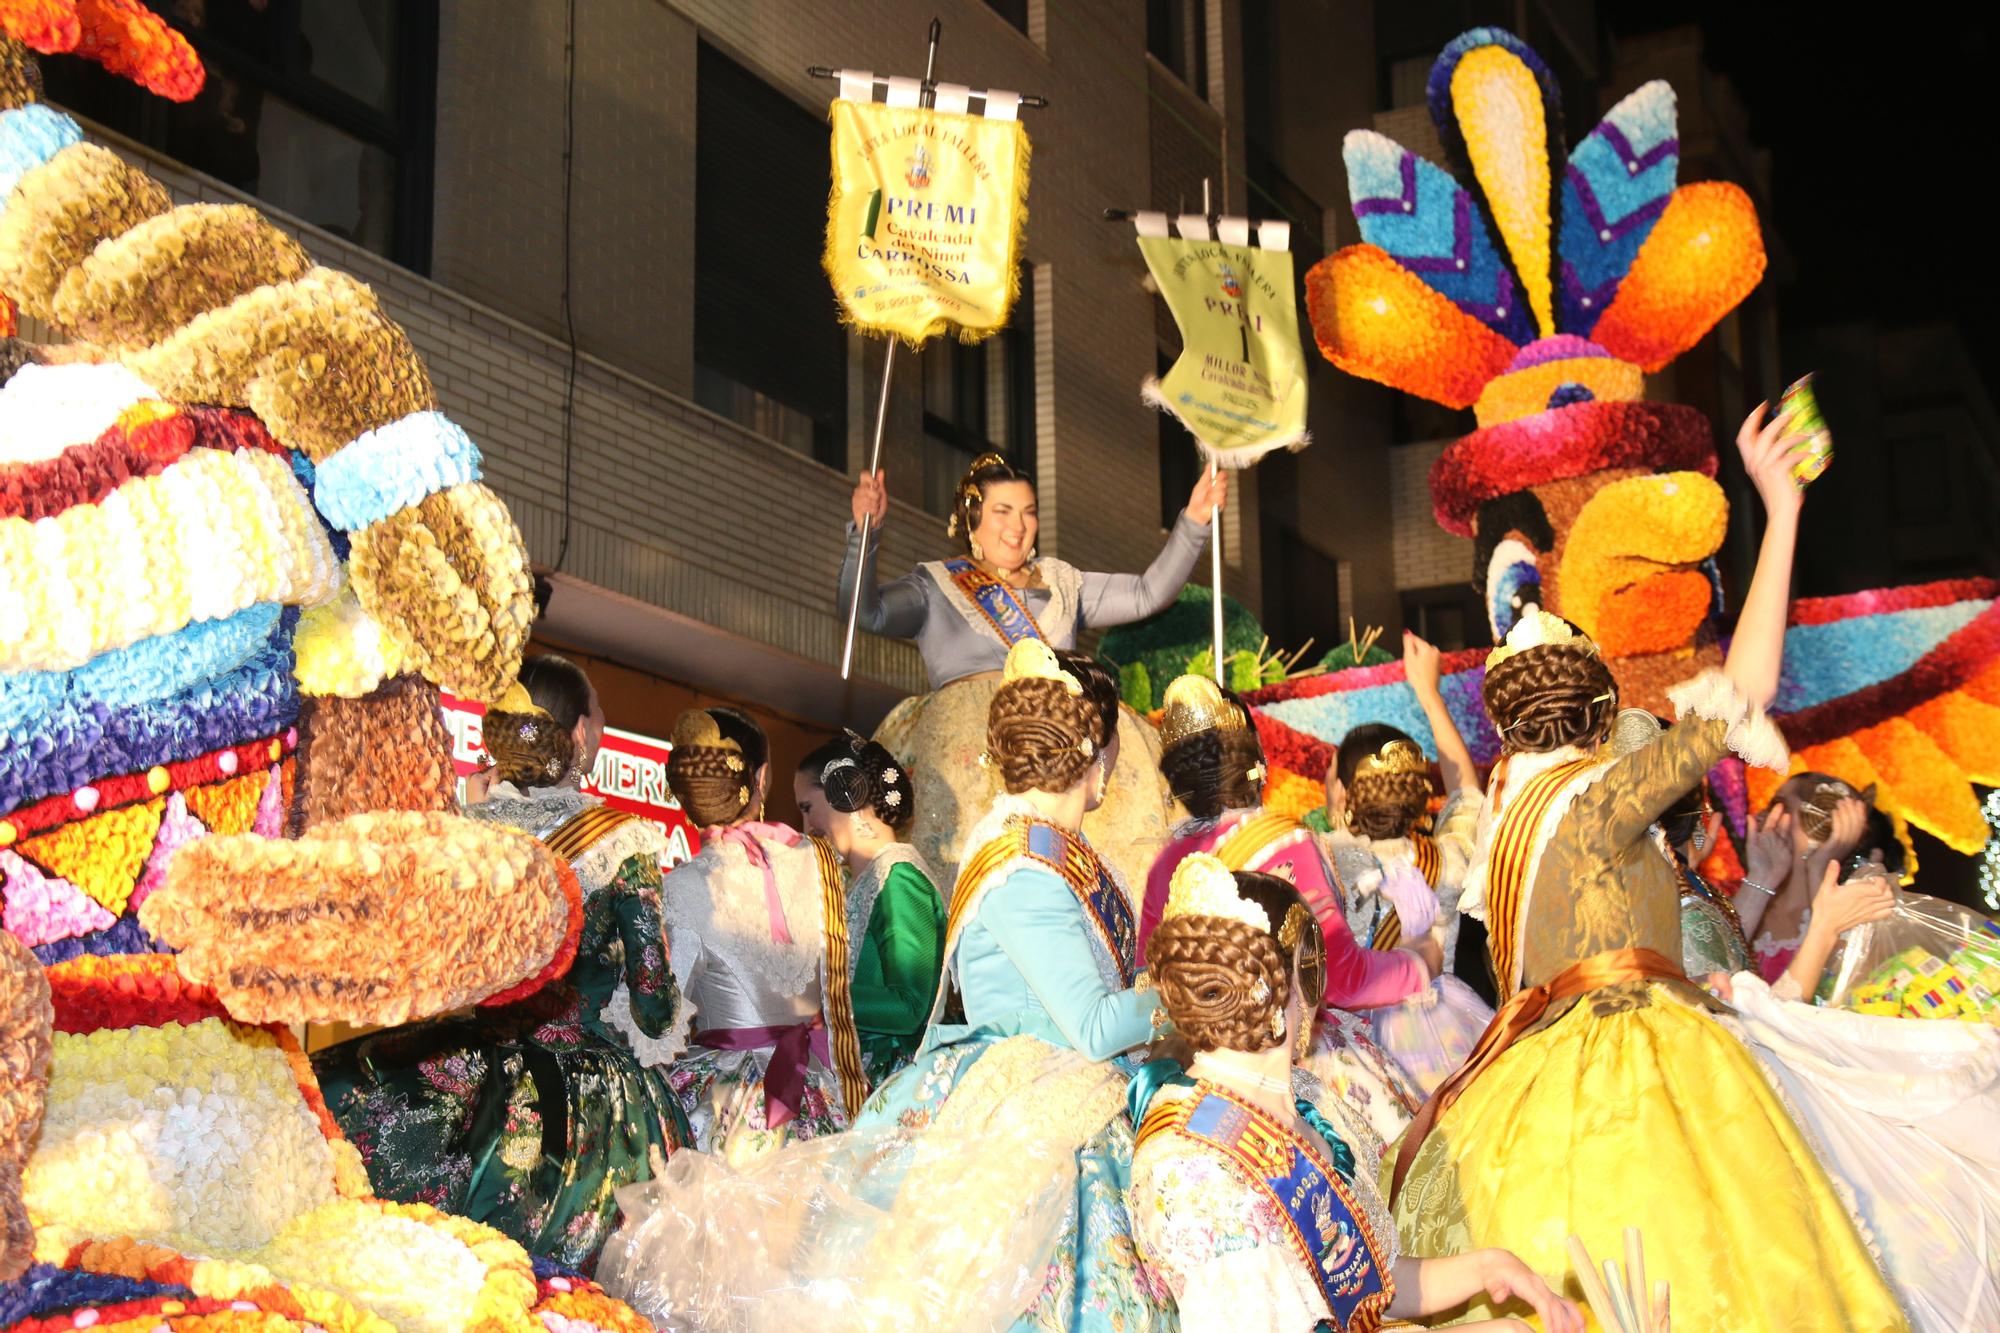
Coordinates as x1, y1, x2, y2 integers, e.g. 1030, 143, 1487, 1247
1777, 373, 1833, 488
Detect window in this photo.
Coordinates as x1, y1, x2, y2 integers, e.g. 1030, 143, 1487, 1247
1261, 525, 1341, 660
694, 41, 846, 466
984, 0, 1029, 35
43, 0, 437, 270
1156, 348, 1204, 530
1146, 0, 1208, 98
922, 267, 1035, 515
1401, 584, 1492, 652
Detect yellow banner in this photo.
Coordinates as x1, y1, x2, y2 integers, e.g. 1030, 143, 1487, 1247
1139, 236, 1310, 464
823, 99, 1030, 345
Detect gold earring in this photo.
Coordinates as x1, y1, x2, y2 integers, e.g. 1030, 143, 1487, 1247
970, 537, 985, 561
1027, 545, 1037, 561
1293, 1014, 1312, 1062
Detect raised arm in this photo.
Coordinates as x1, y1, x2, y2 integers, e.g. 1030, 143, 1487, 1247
979, 865, 1161, 1061
1405, 630, 1480, 796
1077, 470, 1224, 628
1724, 402, 1809, 708
839, 470, 929, 638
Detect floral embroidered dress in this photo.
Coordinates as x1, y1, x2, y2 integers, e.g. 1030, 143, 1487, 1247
1130, 1068, 1398, 1333
843, 842, 945, 1086
600, 793, 1173, 1332
1141, 810, 1425, 1143
1321, 796, 1496, 1095
313, 782, 692, 1270
661, 821, 854, 1163
1393, 674, 1908, 1330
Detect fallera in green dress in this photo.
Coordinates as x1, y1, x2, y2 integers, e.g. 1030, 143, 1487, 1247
312, 785, 693, 1271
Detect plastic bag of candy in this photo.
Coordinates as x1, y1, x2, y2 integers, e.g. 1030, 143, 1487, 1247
1816, 884, 2000, 1022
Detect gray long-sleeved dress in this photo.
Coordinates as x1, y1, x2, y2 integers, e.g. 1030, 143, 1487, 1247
838, 514, 1210, 689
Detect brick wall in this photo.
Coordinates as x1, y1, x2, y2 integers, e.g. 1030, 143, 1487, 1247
56, 0, 1403, 717
1390, 439, 1472, 591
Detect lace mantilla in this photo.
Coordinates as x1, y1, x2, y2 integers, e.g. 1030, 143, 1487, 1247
844, 842, 933, 986
471, 782, 665, 896
921, 556, 1084, 647
600, 978, 695, 1068
1459, 747, 1609, 931
1667, 670, 1790, 773
662, 833, 826, 999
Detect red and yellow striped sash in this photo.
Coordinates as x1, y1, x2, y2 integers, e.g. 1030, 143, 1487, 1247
813, 836, 868, 1118
1484, 758, 1597, 999
543, 803, 638, 863
1210, 811, 1304, 873
1368, 834, 1443, 951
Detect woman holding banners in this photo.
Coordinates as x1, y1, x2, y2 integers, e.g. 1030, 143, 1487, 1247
839, 452, 1226, 891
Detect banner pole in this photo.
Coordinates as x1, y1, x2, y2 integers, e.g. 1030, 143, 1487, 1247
840, 19, 943, 682
1197, 178, 1226, 686
1209, 460, 1225, 685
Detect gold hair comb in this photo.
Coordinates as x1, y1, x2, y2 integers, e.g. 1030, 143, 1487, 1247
1159, 674, 1247, 749
1353, 738, 1427, 781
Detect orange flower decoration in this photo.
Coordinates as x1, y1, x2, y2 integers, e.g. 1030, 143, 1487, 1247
1304, 244, 1519, 409
1589, 182, 1766, 372
2, 0, 203, 100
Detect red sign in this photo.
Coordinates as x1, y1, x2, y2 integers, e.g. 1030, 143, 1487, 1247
439, 693, 700, 867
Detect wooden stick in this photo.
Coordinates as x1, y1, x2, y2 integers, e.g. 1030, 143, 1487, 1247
1567, 1235, 1620, 1333
1605, 1258, 1639, 1333
1625, 1228, 1652, 1333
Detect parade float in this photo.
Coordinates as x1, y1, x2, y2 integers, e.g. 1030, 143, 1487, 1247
0, 5, 652, 1328
1240, 27, 2000, 870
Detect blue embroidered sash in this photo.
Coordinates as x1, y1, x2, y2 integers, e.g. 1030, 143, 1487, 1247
1022, 821, 1136, 986
1140, 1085, 1393, 1333
942, 557, 1045, 648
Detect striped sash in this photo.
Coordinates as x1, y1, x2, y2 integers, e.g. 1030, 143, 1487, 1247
947, 818, 1134, 987
1367, 834, 1443, 951
941, 557, 1045, 647
544, 803, 638, 863
813, 836, 868, 1118
1484, 758, 1597, 999
1209, 811, 1304, 873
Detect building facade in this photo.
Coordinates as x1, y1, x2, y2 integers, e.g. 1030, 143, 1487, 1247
47, 0, 1408, 773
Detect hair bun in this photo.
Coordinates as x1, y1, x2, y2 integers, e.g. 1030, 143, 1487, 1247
822, 758, 871, 813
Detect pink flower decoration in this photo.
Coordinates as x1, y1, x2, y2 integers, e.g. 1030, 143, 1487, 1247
130, 791, 205, 912
2, 848, 115, 947
251, 764, 285, 837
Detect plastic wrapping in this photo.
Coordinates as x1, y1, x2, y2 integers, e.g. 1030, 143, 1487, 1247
1362, 973, 1495, 1095
1727, 973, 2000, 1332
1817, 886, 2000, 1022
599, 1036, 1125, 1332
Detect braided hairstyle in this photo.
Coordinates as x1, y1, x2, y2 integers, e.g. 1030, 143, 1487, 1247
1054, 649, 1121, 752
1149, 870, 1326, 1054
797, 731, 915, 834
667, 706, 770, 828
987, 676, 1099, 795
1482, 641, 1617, 755
1336, 722, 1434, 841
948, 454, 1034, 554
1159, 689, 1264, 819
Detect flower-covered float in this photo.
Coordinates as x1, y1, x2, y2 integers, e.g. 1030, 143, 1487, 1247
0, 5, 652, 1329
1243, 27, 2000, 867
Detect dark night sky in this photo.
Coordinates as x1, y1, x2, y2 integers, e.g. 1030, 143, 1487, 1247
1608, 5, 1999, 394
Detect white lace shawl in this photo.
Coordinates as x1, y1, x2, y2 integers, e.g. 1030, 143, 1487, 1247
661, 832, 827, 1002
